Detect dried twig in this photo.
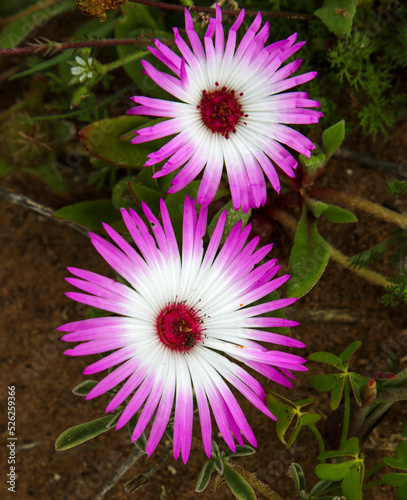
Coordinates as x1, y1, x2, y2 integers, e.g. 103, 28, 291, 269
94, 447, 144, 500
0, 186, 89, 238
124, 446, 172, 493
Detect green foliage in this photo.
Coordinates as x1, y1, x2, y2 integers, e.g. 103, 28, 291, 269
53, 199, 121, 231
55, 415, 115, 451
266, 393, 321, 447
383, 442, 407, 500
287, 207, 330, 298
195, 441, 256, 498
315, 0, 356, 37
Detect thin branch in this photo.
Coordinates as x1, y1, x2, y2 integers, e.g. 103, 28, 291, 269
285, 307, 358, 324
0, 186, 89, 238
128, 0, 316, 20
124, 446, 172, 493
94, 447, 144, 500
0, 38, 164, 57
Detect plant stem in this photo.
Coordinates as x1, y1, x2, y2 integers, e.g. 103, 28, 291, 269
102, 50, 149, 73
268, 207, 391, 288
128, 0, 316, 20
94, 447, 144, 500
308, 424, 325, 458
124, 446, 172, 493
0, 38, 169, 57
0, 186, 89, 238
191, 437, 285, 500
340, 378, 351, 450
307, 187, 407, 230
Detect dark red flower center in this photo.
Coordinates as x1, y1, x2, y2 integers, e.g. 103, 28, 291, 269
197, 83, 247, 139
156, 302, 203, 352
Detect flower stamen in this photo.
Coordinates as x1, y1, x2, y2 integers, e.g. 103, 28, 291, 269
197, 86, 246, 139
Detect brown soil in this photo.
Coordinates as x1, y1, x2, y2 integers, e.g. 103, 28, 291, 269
1, 120, 407, 500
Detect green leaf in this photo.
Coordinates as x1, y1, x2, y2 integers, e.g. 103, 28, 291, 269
80, 115, 164, 169
0, 0, 75, 49
0, 156, 14, 177
398, 482, 407, 500
223, 464, 256, 500
383, 458, 407, 471
301, 413, 321, 426
315, 1, 356, 37
225, 446, 256, 459
340, 341, 361, 364
315, 462, 352, 481
309, 351, 343, 368
128, 414, 147, 452
322, 120, 346, 157
53, 200, 120, 232
383, 472, 407, 487
195, 460, 215, 493
55, 415, 113, 450
341, 466, 362, 500
397, 441, 407, 464
289, 463, 306, 495
72, 380, 98, 397
330, 377, 345, 410
321, 204, 357, 223
214, 457, 224, 475
112, 176, 139, 211
349, 373, 369, 407
343, 437, 359, 455
287, 207, 330, 298
127, 181, 162, 215
309, 374, 338, 392
308, 480, 333, 496
266, 393, 296, 444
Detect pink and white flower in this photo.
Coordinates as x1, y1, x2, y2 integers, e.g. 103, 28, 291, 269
129, 6, 322, 212
58, 196, 306, 462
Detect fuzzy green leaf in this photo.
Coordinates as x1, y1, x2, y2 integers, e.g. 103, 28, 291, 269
308, 480, 333, 496
214, 458, 224, 475
195, 460, 215, 492
128, 414, 147, 452
322, 120, 346, 157
287, 208, 330, 298
223, 464, 256, 500
315, 1, 356, 37
53, 200, 120, 231
225, 446, 256, 459
72, 380, 98, 397
315, 462, 352, 481
55, 416, 113, 450
289, 463, 306, 495
349, 373, 369, 407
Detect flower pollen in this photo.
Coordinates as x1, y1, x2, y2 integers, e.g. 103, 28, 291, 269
156, 301, 203, 352
198, 84, 246, 139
